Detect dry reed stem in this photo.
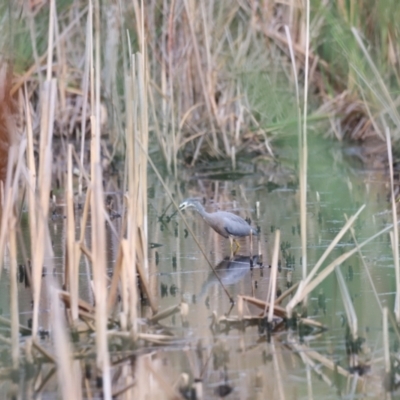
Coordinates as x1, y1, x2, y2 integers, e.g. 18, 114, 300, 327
300, 0, 310, 286
119, 241, 129, 331
78, 243, 93, 263
33, 367, 57, 398
135, 255, 157, 314
264, 229, 280, 323
111, 381, 137, 399
107, 331, 176, 345
241, 296, 286, 318
79, 3, 92, 197
52, 287, 82, 399
0, 335, 12, 346
0, 147, 16, 278
24, 87, 38, 315
144, 356, 185, 400
383, 307, 390, 375
9, 216, 19, 369
336, 267, 358, 339
168, 0, 178, 177
275, 281, 300, 305
270, 338, 286, 400
121, 239, 138, 335
149, 304, 181, 324
66, 145, 79, 323
32, 340, 56, 364
137, 51, 149, 277
79, 187, 91, 244
91, 157, 112, 395
24, 85, 36, 183
386, 309, 400, 343
295, 344, 332, 388
106, 234, 124, 313
32, 78, 56, 337
0, 315, 30, 336
125, 55, 142, 324
385, 127, 400, 321
45, 0, 55, 82
89, 0, 111, 394
298, 317, 325, 330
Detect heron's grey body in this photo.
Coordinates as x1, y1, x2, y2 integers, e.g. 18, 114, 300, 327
179, 199, 257, 249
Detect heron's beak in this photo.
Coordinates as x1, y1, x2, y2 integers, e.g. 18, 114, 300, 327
169, 202, 186, 220
179, 202, 188, 211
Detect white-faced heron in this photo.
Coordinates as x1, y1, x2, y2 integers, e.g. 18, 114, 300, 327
179, 199, 258, 250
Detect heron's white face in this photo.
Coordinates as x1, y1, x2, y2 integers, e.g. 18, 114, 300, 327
179, 201, 193, 211
179, 199, 203, 212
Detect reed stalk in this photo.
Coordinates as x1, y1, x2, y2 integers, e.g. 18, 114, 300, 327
79, 4, 92, 197
136, 51, 149, 277
0, 147, 16, 278
383, 307, 391, 378
265, 229, 280, 323
285, 6, 309, 307
90, 0, 111, 395
66, 145, 79, 323
31, 78, 56, 337
293, 343, 333, 386
28, 0, 57, 341
167, 0, 177, 176
52, 287, 82, 399
91, 154, 111, 397
336, 267, 358, 339
300, 0, 310, 285
9, 216, 19, 369
385, 127, 400, 321
122, 239, 138, 335
121, 49, 154, 321
271, 338, 286, 400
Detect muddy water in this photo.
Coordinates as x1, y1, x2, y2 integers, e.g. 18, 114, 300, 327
0, 137, 396, 398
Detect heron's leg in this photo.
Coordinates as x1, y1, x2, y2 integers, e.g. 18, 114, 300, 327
232, 239, 240, 256
250, 232, 253, 265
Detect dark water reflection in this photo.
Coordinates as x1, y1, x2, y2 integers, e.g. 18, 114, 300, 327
0, 138, 397, 398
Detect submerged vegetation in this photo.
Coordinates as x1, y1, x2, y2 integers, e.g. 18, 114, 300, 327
1, 0, 400, 398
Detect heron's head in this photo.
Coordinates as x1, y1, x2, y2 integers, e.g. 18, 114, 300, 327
179, 198, 204, 212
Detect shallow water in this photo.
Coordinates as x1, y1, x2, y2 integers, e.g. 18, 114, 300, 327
0, 137, 398, 398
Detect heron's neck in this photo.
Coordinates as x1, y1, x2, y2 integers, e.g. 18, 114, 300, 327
193, 202, 209, 218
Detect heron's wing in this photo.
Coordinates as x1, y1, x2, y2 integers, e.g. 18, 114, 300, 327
221, 212, 253, 237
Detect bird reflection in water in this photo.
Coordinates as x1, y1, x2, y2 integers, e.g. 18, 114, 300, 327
198, 255, 261, 300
